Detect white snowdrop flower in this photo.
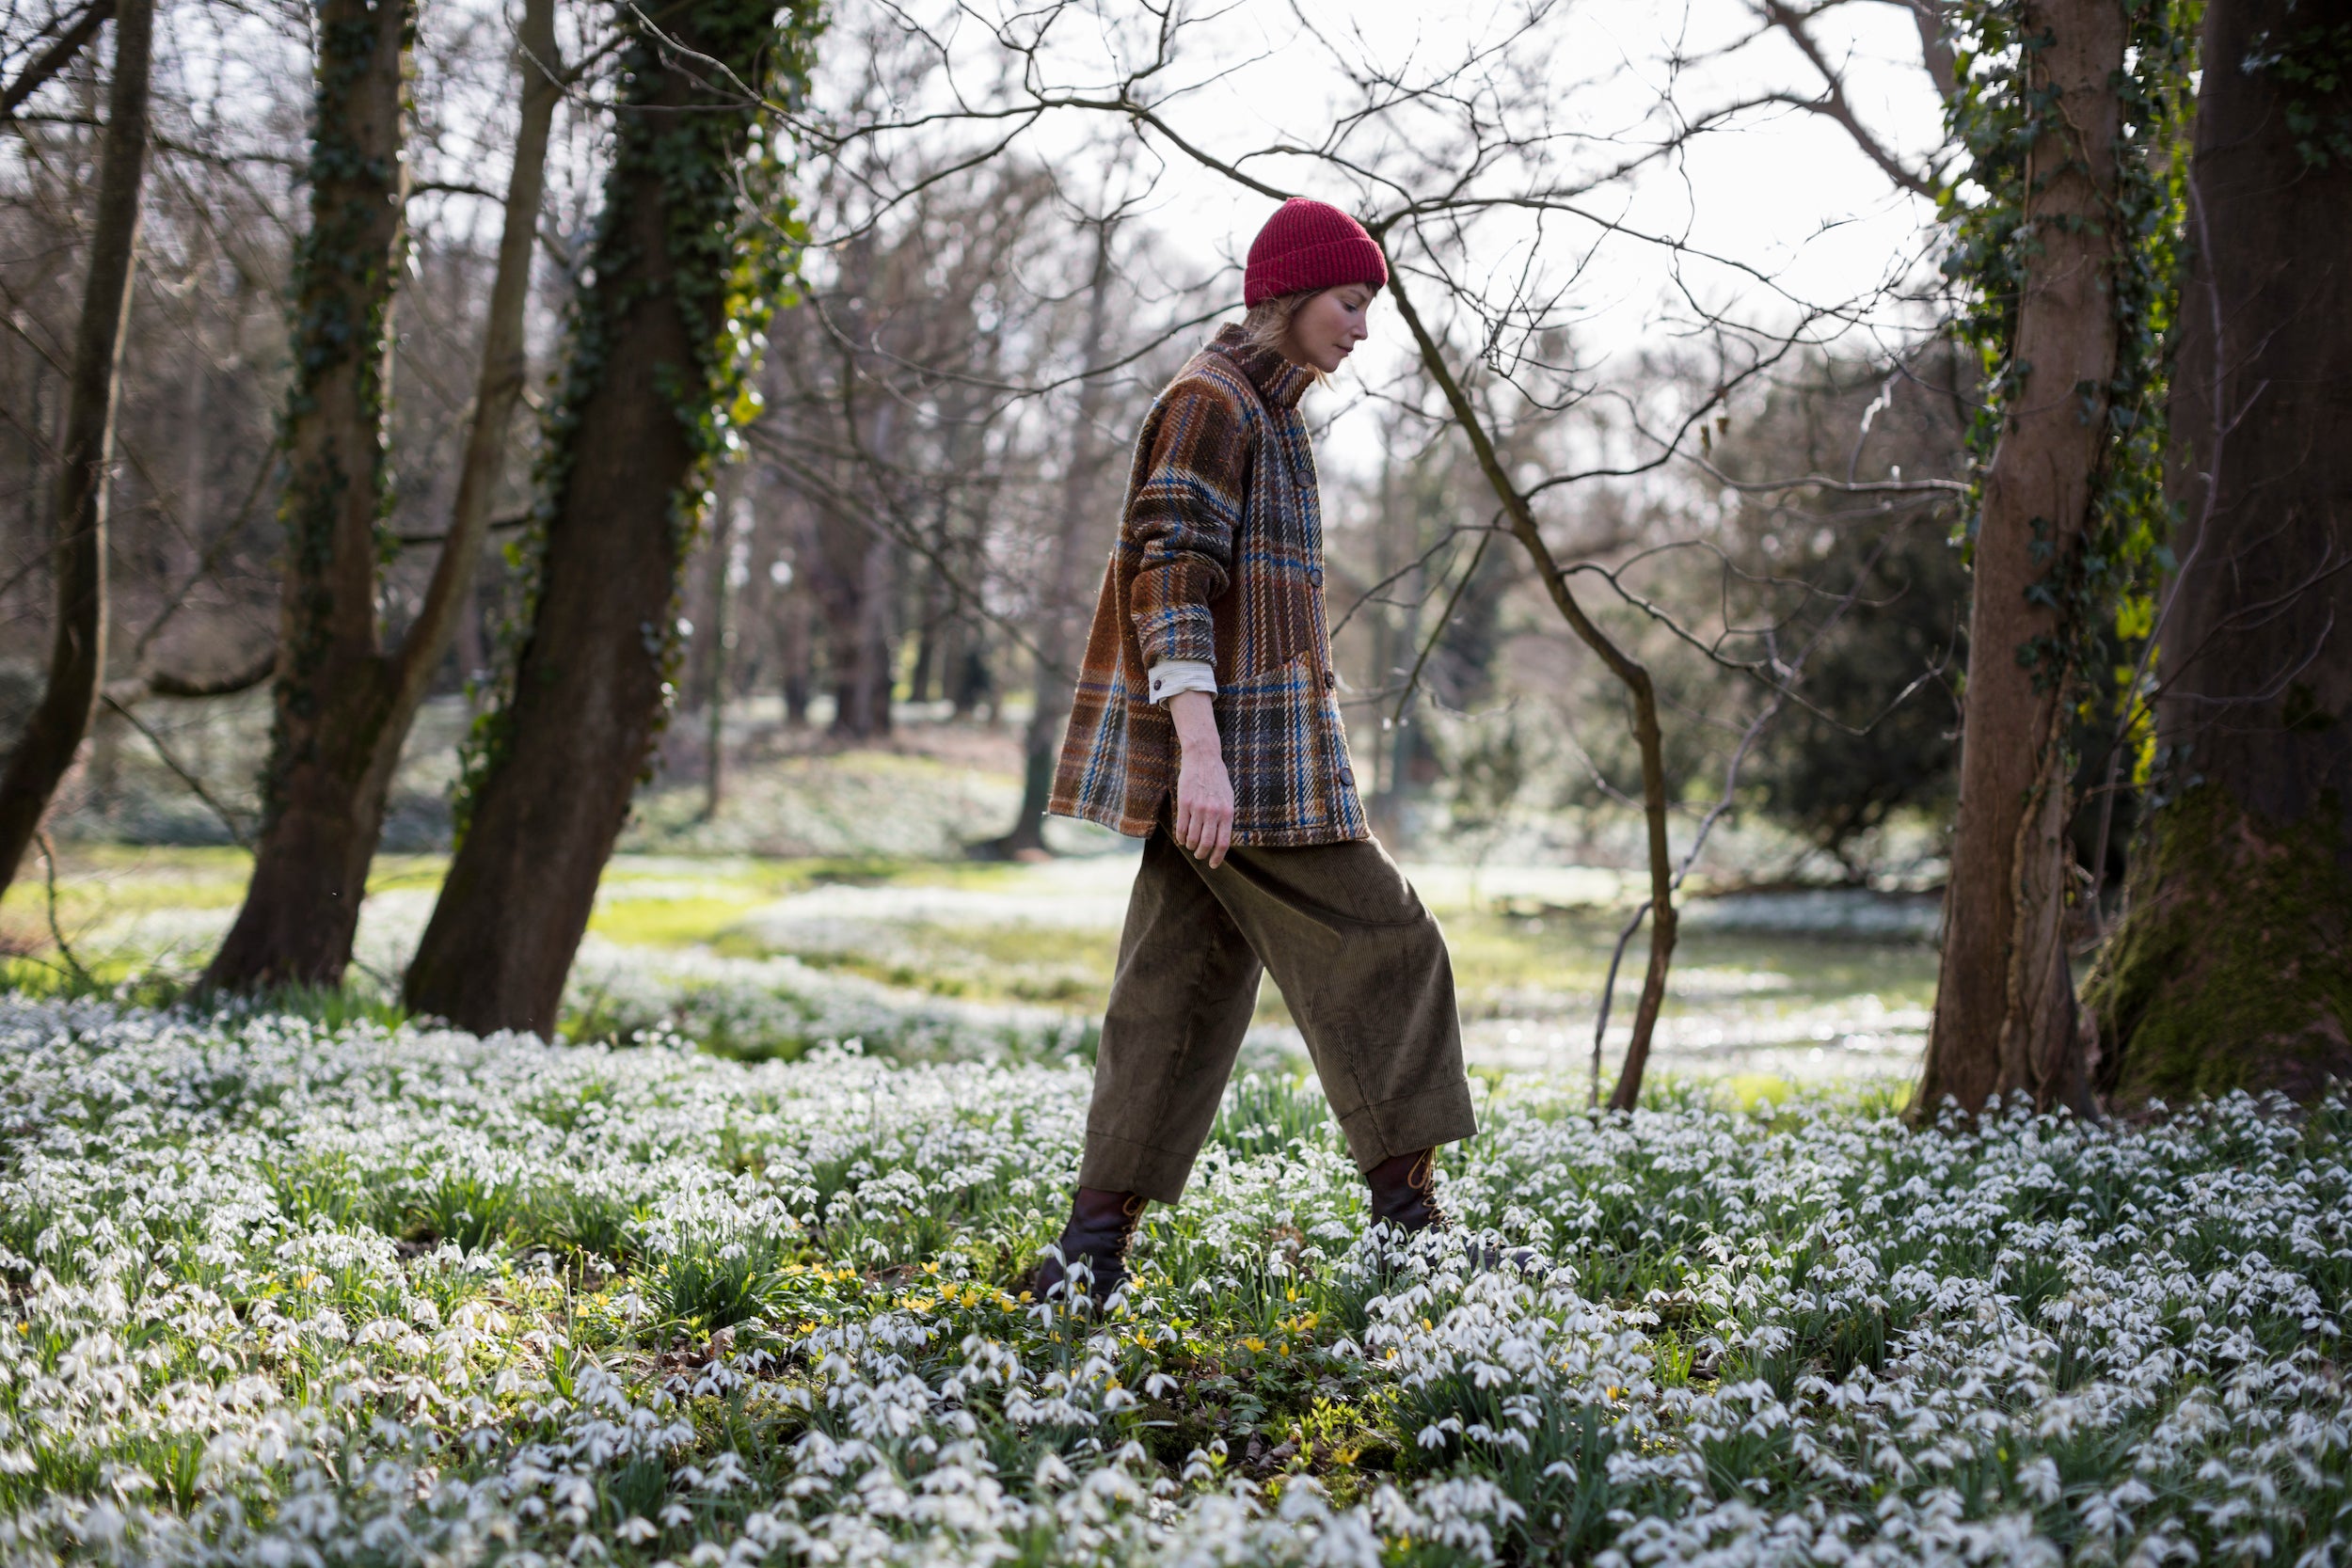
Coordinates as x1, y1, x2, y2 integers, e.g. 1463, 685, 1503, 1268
6, 1000, 2350, 1567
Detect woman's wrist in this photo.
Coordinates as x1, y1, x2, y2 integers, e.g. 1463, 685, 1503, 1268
1168, 690, 1220, 758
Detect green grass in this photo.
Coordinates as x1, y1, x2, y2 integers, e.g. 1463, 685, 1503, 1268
590, 894, 775, 948
5, 847, 1938, 1083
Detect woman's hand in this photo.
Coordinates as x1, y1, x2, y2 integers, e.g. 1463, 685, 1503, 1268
1167, 690, 1234, 868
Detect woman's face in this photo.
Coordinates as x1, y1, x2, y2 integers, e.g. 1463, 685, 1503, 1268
1286, 285, 1375, 373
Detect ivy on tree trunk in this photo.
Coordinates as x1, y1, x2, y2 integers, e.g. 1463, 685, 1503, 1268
206, 0, 561, 990
2084, 0, 2352, 1104
1913, 0, 2191, 1118
402, 0, 822, 1037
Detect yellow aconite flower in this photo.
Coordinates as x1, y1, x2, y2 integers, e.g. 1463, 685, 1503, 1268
1243, 1337, 1266, 1353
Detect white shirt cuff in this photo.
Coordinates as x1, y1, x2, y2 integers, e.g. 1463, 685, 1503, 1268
1146, 659, 1217, 704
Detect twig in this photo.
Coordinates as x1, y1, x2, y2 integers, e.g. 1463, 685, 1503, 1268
0, 0, 113, 121
106, 647, 276, 706
1686, 450, 1969, 496
1391, 529, 1494, 724
1588, 694, 1780, 1103
393, 511, 532, 548
1586, 529, 1898, 1101
36, 831, 92, 987
100, 696, 250, 847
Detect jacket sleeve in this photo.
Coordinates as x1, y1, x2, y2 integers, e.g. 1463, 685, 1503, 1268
1126, 377, 1251, 669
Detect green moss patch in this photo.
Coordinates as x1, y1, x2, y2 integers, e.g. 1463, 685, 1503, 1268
2086, 784, 2352, 1104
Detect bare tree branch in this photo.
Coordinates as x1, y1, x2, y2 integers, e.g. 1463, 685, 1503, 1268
1757, 0, 1946, 198
0, 0, 112, 122
100, 695, 251, 847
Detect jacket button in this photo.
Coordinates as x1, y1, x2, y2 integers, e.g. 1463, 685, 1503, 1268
1339, 768, 1354, 786
1322, 669, 1337, 690
1309, 565, 1324, 584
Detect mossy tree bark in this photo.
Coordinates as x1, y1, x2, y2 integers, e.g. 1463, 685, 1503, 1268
204, 0, 559, 989
2083, 0, 2352, 1104
1913, 0, 2125, 1119
402, 0, 817, 1037
0, 0, 152, 897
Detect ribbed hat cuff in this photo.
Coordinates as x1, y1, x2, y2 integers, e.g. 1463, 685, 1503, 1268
1244, 237, 1390, 307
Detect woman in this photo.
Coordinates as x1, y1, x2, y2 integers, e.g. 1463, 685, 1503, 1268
1037, 198, 1480, 1304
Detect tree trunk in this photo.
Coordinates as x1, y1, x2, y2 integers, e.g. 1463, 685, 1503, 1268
703, 473, 741, 818
206, 0, 557, 988
829, 529, 898, 737
778, 513, 813, 725
403, 0, 808, 1037
0, 0, 151, 897
2083, 0, 2352, 1104
990, 223, 1116, 856
1913, 0, 2126, 1118
815, 344, 900, 740
908, 553, 947, 703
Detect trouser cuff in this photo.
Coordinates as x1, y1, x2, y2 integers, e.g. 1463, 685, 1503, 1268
1336, 1084, 1481, 1174
1078, 1130, 1200, 1204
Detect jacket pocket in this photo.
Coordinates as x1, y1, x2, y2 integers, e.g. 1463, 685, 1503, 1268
1216, 651, 1333, 835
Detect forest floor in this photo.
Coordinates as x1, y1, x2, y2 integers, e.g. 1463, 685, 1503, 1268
1, 996, 2342, 1566
5, 738, 2342, 1563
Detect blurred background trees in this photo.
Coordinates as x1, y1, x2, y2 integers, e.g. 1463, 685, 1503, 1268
1, 0, 2343, 1109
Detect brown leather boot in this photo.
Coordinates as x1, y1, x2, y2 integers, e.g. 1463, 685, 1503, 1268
1031, 1187, 1146, 1305
1364, 1148, 1447, 1232
1366, 1150, 1539, 1274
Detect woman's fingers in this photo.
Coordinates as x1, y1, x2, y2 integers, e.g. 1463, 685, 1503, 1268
1173, 755, 1234, 865
1172, 748, 1234, 863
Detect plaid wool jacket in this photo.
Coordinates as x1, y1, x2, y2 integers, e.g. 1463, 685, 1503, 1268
1048, 325, 1370, 847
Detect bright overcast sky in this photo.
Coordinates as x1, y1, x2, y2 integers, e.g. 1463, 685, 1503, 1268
815, 0, 1955, 475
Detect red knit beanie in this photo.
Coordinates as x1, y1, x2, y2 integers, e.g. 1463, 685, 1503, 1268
1243, 198, 1388, 308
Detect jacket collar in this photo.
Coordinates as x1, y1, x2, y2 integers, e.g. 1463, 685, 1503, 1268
1209, 323, 1315, 411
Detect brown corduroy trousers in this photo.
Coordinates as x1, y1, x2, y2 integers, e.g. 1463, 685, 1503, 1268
1077, 827, 1480, 1202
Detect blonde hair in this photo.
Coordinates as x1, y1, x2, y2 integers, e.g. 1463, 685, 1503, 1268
1240, 288, 1329, 382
